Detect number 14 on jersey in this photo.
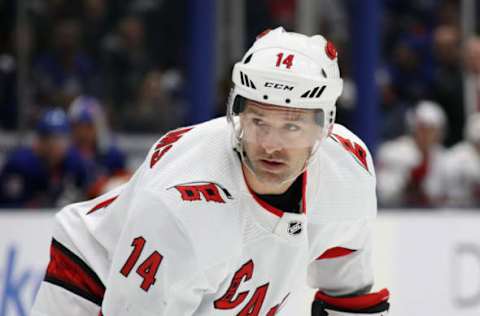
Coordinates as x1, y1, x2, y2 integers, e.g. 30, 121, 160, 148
120, 236, 163, 292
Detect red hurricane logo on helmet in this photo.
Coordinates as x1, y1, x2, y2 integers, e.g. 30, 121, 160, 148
325, 41, 337, 60
256, 28, 272, 40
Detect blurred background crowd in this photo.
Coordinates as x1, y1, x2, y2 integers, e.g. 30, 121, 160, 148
0, 0, 479, 209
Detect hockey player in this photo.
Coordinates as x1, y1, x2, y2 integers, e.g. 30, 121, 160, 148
376, 100, 448, 207
31, 27, 389, 315
443, 113, 480, 207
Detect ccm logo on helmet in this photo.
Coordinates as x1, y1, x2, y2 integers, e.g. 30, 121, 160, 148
264, 82, 294, 91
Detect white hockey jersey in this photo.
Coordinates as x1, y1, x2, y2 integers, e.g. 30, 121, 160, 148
31, 117, 377, 316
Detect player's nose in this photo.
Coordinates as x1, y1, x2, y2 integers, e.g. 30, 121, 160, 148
259, 129, 284, 154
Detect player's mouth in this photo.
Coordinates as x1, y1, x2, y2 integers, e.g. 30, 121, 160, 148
258, 159, 287, 172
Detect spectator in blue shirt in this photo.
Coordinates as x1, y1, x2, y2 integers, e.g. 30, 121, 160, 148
0, 109, 88, 208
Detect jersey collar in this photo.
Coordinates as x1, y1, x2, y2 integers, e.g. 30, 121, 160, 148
242, 169, 308, 217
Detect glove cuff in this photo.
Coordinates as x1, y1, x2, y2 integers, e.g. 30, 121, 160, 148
312, 289, 389, 315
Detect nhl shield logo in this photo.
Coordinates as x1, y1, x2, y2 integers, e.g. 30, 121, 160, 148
287, 221, 302, 236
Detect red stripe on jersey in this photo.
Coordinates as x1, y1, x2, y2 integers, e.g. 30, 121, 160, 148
87, 195, 118, 215
301, 172, 307, 214
249, 188, 285, 217
316, 247, 356, 260
44, 239, 105, 306
243, 168, 308, 217
315, 288, 390, 310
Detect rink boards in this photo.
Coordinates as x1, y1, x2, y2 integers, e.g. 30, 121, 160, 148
1, 210, 480, 316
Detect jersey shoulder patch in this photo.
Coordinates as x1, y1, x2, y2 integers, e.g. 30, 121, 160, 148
307, 124, 377, 221
134, 118, 250, 266
168, 181, 234, 204
149, 126, 194, 169
153, 185, 242, 269
328, 124, 372, 174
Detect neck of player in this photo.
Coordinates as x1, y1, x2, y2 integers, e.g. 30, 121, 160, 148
242, 163, 296, 194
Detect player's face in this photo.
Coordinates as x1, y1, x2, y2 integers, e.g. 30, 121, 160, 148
240, 101, 321, 188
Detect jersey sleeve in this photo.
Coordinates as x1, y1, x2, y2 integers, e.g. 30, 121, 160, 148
307, 220, 375, 297
31, 186, 212, 316
100, 188, 211, 316
30, 185, 125, 316
309, 125, 377, 297
30, 236, 105, 316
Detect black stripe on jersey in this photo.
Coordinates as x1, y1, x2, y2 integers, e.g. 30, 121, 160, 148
45, 277, 103, 306
44, 238, 106, 306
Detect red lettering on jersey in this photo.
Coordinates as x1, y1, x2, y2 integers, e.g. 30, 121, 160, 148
198, 183, 225, 203
175, 185, 202, 201
150, 127, 193, 168
120, 236, 163, 292
150, 144, 173, 168
87, 195, 118, 215
266, 293, 290, 316
266, 305, 279, 316
214, 260, 254, 309
238, 283, 269, 316
120, 237, 146, 277
174, 183, 226, 203
331, 133, 369, 172
136, 251, 163, 292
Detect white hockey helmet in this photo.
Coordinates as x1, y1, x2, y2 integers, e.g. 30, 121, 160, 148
227, 27, 343, 142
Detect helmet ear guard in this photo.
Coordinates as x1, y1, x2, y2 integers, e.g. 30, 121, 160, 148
231, 95, 246, 115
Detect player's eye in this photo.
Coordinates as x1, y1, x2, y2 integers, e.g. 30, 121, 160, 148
252, 118, 266, 126
284, 123, 301, 132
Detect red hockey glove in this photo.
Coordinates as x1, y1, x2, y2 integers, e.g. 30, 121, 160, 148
311, 288, 389, 315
